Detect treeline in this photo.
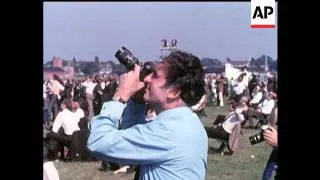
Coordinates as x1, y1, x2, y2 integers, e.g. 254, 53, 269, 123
44, 54, 277, 75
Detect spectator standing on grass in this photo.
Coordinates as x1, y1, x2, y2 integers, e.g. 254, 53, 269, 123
216, 74, 225, 108
49, 74, 65, 122
87, 51, 208, 180
82, 76, 96, 119
233, 75, 246, 102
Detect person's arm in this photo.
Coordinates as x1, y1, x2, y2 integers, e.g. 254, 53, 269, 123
199, 95, 208, 110
87, 101, 172, 165
191, 97, 203, 112
52, 113, 63, 133
234, 110, 245, 122
120, 99, 147, 129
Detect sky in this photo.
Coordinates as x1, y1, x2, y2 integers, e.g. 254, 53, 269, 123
43, 2, 277, 63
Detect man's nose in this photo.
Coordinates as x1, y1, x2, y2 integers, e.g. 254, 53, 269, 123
143, 73, 153, 84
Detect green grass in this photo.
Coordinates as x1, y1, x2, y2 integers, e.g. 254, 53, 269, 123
53, 101, 273, 180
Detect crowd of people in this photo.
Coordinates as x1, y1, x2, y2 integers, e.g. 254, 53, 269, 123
43, 50, 278, 180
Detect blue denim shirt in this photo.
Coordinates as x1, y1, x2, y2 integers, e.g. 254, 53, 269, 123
87, 99, 208, 180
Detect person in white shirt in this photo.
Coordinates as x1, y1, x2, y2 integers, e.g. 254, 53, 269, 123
249, 85, 263, 108
52, 99, 80, 135
82, 77, 97, 119
242, 73, 249, 88
229, 78, 236, 97
48, 98, 80, 160
233, 75, 246, 102
243, 92, 276, 129
205, 103, 248, 153
205, 103, 248, 140
210, 74, 217, 103
49, 74, 65, 122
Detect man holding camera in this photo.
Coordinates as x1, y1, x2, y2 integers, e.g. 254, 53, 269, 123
87, 51, 208, 180
262, 126, 278, 180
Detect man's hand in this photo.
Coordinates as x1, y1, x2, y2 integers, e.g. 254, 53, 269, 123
115, 65, 146, 102
263, 126, 278, 147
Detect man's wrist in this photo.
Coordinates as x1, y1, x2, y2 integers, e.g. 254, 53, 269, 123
113, 94, 127, 104
113, 90, 130, 104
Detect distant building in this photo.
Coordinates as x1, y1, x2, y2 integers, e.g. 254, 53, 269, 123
99, 62, 113, 74
52, 56, 63, 68
43, 56, 75, 79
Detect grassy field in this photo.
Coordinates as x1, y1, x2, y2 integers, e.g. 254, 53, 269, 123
52, 102, 273, 180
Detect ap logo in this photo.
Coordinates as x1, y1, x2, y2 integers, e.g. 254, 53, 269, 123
251, 0, 276, 28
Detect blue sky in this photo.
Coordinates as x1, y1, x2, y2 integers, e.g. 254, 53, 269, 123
43, 2, 277, 62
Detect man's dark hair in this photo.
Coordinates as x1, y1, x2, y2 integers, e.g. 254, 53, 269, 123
53, 74, 64, 85
62, 98, 73, 111
163, 50, 205, 106
95, 74, 102, 83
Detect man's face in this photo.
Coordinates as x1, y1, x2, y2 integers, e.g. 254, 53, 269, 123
143, 62, 171, 106
73, 101, 79, 109
61, 103, 66, 110
242, 105, 249, 112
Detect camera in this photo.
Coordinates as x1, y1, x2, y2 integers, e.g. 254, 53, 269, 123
115, 47, 153, 81
249, 124, 270, 145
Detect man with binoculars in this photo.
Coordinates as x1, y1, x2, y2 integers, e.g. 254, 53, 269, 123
87, 50, 208, 180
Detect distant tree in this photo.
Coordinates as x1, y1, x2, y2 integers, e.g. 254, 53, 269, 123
226, 58, 232, 63
113, 63, 127, 75
94, 56, 101, 71
107, 61, 116, 67
72, 57, 77, 66
249, 55, 277, 72
94, 56, 100, 64
43, 61, 52, 67
78, 61, 87, 74
62, 59, 70, 66
72, 57, 81, 73
82, 62, 100, 75
200, 58, 222, 66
